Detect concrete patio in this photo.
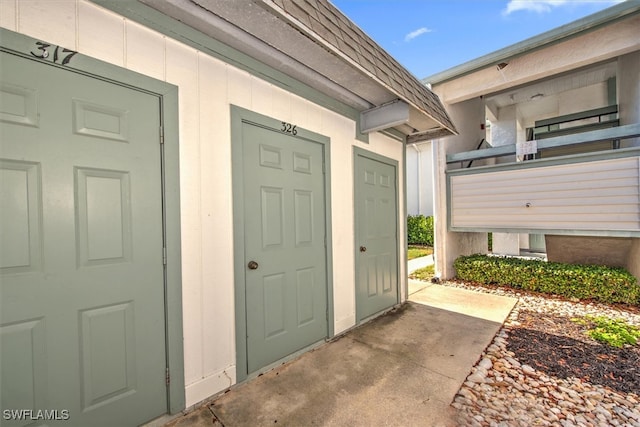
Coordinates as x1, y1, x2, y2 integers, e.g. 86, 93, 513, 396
159, 280, 516, 427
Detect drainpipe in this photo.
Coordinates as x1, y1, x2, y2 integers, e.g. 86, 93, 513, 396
413, 144, 422, 214
431, 139, 443, 281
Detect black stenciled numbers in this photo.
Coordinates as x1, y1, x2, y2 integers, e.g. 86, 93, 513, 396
281, 122, 297, 136
31, 42, 77, 65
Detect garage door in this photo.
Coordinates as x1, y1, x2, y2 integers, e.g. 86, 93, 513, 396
0, 51, 167, 426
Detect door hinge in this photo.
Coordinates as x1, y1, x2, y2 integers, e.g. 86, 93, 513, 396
163, 247, 167, 265
165, 367, 170, 386
159, 126, 165, 145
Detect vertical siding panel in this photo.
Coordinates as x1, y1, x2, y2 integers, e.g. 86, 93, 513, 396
323, 110, 356, 334
0, 0, 17, 31
18, 0, 76, 50
305, 100, 324, 131
125, 20, 165, 81
165, 38, 203, 387
78, 1, 124, 67
198, 53, 234, 378
250, 74, 272, 116
227, 68, 251, 109
290, 94, 310, 131
272, 85, 292, 123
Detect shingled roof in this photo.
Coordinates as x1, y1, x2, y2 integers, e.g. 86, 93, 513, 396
137, 0, 456, 139
269, 0, 457, 135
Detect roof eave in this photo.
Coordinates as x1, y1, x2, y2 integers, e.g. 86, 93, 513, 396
423, 0, 640, 86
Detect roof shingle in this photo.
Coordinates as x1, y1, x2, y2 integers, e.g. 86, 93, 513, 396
269, 0, 456, 134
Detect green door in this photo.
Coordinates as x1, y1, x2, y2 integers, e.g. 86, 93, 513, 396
0, 52, 166, 426
355, 150, 399, 322
242, 122, 328, 375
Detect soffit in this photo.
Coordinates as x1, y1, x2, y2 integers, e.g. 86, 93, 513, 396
487, 61, 617, 109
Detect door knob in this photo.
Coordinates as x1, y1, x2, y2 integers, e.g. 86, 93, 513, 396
359, 246, 367, 252
247, 261, 259, 270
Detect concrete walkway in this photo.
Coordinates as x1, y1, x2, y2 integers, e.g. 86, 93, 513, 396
163, 283, 516, 427
408, 254, 434, 274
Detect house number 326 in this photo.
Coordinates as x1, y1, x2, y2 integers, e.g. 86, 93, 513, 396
281, 122, 297, 136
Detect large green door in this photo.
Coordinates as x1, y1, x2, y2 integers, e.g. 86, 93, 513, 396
242, 122, 328, 375
355, 150, 399, 322
0, 52, 167, 426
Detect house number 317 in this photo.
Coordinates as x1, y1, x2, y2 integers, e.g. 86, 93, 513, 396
281, 122, 297, 136
30, 41, 77, 65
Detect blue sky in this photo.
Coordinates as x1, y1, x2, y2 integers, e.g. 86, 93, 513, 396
330, 0, 627, 79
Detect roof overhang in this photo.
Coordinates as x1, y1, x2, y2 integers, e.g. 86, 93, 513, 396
422, 1, 640, 110
136, 0, 456, 141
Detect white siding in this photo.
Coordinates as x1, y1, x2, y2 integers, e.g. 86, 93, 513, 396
1, 0, 406, 407
450, 157, 640, 231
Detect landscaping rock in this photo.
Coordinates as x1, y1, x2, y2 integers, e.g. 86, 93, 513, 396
440, 280, 640, 427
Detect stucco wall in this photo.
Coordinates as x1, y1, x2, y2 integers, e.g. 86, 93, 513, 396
432, 98, 488, 279
0, 0, 406, 407
628, 238, 640, 279
406, 141, 434, 216
546, 235, 639, 282
619, 50, 640, 148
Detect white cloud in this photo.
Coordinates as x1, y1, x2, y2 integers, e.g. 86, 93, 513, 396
404, 27, 432, 42
502, 0, 626, 16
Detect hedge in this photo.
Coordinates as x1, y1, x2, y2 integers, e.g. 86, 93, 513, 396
407, 215, 434, 246
453, 254, 640, 305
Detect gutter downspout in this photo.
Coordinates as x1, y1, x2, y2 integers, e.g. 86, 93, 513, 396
413, 144, 423, 215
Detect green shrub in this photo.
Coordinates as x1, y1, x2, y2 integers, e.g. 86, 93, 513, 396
572, 316, 640, 347
407, 215, 434, 246
453, 254, 640, 305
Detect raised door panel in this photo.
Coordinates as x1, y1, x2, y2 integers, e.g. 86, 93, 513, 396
355, 153, 398, 321
243, 122, 328, 375
0, 51, 167, 426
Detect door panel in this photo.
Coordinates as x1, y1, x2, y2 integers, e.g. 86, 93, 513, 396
0, 52, 166, 426
242, 123, 328, 375
355, 152, 399, 321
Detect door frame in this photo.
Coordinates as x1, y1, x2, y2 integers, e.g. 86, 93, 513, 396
0, 28, 185, 414
231, 105, 334, 382
353, 146, 401, 323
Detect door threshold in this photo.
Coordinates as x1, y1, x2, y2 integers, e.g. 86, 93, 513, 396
245, 338, 328, 383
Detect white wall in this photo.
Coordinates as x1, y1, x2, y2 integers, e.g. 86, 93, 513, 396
406, 141, 434, 216
432, 98, 488, 279
0, 0, 406, 408
619, 50, 640, 148
490, 105, 517, 147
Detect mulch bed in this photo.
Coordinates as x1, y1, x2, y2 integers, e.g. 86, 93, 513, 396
507, 310, 640, 394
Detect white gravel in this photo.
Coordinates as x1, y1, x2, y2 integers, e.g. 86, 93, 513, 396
440, 280, 640, 427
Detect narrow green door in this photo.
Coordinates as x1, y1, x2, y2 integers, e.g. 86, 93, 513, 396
242, 122, 328, 375
355, 150, 399, 322
0, 52, 166, 426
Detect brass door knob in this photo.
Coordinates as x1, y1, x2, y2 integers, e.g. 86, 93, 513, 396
247, 261, 259, 270
359, 246, 367, 252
